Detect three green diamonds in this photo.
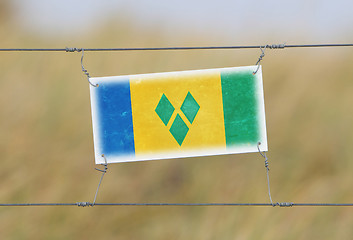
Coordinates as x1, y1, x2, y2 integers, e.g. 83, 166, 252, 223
155, 92, 200, 146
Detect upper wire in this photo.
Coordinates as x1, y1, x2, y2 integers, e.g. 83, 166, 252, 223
1, 43, 353, 52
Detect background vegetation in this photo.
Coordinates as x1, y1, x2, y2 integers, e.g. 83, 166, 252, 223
1, 2, 353, 239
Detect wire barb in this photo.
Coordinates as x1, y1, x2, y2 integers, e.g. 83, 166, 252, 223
92, 155, 108, 206
257, 142, 274, 205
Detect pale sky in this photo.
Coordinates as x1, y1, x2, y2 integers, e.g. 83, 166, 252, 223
10, 0, 353, 43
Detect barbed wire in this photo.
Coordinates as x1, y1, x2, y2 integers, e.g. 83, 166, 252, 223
0, 43, 352, 52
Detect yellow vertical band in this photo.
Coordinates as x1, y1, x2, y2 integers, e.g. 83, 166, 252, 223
130, 70, 226, 155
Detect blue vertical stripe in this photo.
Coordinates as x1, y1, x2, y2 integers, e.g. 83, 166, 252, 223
96, 79, 135, 157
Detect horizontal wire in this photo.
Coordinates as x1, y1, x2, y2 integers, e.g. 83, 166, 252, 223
0, 203, 77, 206
93, 203, 272, 206
1, 202, 353, 207
0, 43, 353, 52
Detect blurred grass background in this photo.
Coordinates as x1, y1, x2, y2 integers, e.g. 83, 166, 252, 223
1, 1, 353, 239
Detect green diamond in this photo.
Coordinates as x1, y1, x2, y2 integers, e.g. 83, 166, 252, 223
155, 94, 175, 126
169, 114, 189, 146
180, 92, 200, 124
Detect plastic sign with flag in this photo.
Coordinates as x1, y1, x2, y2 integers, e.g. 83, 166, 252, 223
89, 66, 267, 164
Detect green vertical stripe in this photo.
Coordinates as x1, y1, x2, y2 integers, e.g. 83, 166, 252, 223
220, 69, 259, 146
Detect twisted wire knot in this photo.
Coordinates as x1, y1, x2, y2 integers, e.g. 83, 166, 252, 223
65, 47, 82, 52
273, 202, 293, 207
81, 64, 91, 79
253, 43, 285, 74
266, 44, 286, 49
76, 202, 92, 207
65, 47, 97, 86
264, 158, 269, 169
79, 49, 98, 87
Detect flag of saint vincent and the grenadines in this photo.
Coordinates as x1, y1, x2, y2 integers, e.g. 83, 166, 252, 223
89, 65, 268, 164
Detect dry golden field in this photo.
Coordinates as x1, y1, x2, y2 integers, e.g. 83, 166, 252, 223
1, 7, 353, 239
